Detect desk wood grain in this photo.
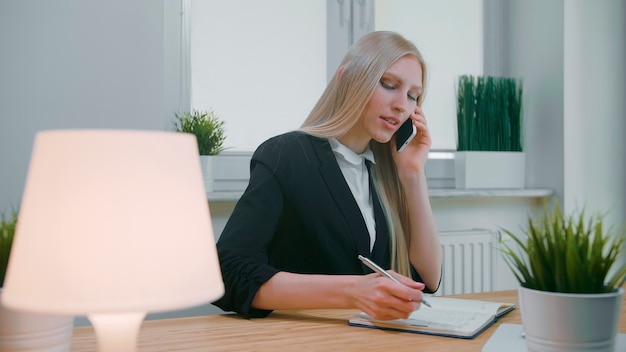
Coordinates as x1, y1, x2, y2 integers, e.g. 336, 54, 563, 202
71, 289, 626, 351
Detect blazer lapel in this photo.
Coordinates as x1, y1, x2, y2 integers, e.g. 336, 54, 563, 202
307, 136, 371, 257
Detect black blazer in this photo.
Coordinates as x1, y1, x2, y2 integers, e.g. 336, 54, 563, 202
212, 131, 427, 317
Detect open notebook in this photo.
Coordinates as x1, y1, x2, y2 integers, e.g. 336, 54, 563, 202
348, 296, 515, 339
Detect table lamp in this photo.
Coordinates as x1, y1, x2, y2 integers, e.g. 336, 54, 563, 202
2, 130, 225, 352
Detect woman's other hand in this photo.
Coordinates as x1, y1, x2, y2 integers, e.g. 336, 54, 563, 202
349, 271, 426, 320
393, 106, 431, 176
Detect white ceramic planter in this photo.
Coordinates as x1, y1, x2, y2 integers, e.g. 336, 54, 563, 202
199, 152, 252, 193
0, 290, 74, 352
519, 286, 624, 352
455, 151, 525, 189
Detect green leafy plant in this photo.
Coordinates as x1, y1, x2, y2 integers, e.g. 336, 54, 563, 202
499, 203, 626, 294
0, 207, 18, 287
173, 110, 227, 155
456, 75, 523, 152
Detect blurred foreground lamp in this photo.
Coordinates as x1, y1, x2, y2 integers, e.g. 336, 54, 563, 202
3, 130, 224, 352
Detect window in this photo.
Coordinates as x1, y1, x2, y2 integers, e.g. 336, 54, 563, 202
190, 0, 327, 151
189, 0, 483, 151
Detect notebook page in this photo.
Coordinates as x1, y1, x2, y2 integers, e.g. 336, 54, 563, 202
421, 297, 510, 315
404, 307, 493, 333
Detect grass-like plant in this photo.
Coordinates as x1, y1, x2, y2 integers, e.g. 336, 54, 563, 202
456, 75, 523, 152
173, 110, 227, 155
0, 207, 18, 287
499, 203, 626, 294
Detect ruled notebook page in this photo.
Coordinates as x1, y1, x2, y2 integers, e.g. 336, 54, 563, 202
349, 296, 516, 338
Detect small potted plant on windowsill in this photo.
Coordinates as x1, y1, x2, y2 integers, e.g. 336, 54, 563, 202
499, 203, 625, 352
173, 110, 250, 194
0, 207, 17, 289
455, 75, 524, 189
173, 110, 227, 156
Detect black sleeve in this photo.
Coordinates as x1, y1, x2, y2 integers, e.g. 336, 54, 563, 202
211, 136, 292, 318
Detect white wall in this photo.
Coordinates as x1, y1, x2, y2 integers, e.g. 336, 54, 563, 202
498, 0, 625, 235
190, 0, 327, 151
564, 0, 626, 272
502, 0, 565, 199
503, 0, 625, 265
0, 0, 180, 213
563, 0, 626, 229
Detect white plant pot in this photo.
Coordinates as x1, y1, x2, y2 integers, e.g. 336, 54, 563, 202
0, 290, 74, 352
455, 151, 525, 189
519, 286, 624, 352
200, 152, 252, 193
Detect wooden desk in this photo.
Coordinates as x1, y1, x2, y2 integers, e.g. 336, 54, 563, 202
71, 289, 626, 351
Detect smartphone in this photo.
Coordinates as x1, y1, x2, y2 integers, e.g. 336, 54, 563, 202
395, 118, 416, 152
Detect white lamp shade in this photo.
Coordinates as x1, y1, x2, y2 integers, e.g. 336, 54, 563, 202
3, 130, 224, 315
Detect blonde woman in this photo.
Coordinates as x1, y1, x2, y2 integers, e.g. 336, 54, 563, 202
214, 31, 442, 320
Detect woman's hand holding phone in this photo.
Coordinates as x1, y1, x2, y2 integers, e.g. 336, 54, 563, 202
393, 107, 431, 175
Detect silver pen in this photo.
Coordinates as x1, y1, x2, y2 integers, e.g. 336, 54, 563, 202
358, 254, 432, 308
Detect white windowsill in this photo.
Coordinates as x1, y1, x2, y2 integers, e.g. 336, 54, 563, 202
208, 188, 554, 202
428, 188, 554, 198
204, 150, 554, 202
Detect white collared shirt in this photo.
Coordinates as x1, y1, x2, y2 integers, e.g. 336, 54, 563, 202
329, 138, 376, 251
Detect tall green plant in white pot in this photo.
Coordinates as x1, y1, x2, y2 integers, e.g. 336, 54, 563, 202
174, 110, 251, 194
455, 75, 524, 189
500, 203, 626, 352
0, 207, 74, 351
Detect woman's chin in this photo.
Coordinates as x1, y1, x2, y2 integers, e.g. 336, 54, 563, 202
372, 133, 393, 145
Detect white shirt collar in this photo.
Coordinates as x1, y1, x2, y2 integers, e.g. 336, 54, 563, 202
329, 138, 375, 166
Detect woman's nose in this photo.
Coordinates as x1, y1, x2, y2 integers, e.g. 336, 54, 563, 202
392, 93, 409, 113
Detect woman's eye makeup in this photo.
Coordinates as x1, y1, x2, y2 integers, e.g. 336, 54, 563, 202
380, 79, 419, 102
380, 80, 395, 90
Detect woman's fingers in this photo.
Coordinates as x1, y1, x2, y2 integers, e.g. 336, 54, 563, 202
354, 273, 425, 320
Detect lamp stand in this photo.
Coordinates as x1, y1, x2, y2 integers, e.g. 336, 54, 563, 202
89, 312, 146, 352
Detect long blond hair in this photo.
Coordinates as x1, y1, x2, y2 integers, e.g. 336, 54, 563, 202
300, 31, 428, 276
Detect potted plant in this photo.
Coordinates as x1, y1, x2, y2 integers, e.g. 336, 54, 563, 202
499, 203, 626, 352
173, 110, 227, 156
173, 110, 250, 194
0, 207, 74, 350
0, 207, 17, 288
455, 75, 525, 189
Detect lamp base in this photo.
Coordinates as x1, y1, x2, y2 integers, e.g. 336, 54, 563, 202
0, 307, 73, 352
89, 312, 146, 352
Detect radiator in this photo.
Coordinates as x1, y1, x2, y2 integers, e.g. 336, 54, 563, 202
435, 229, 499, 296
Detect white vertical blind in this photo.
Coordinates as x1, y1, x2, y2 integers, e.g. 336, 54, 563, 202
190, 0, 327, 151
190, 1, 482, 151
375, 0, 484, 150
